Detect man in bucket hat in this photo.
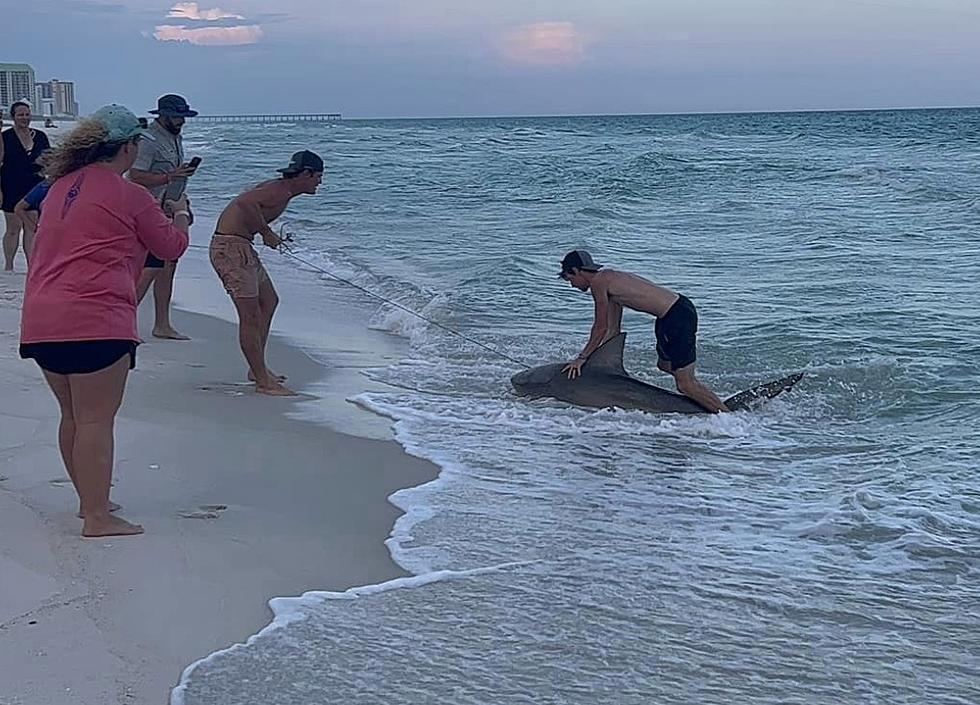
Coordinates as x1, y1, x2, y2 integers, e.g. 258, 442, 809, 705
129, 94, 200, 340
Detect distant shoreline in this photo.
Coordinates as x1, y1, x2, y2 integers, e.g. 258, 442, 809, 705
29, 103, 980, 125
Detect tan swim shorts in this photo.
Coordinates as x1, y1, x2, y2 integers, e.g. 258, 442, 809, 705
209, 235, 270, 299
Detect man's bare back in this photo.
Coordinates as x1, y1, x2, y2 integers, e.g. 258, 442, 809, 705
215, 179, 295, 241
591, 269, 679, 318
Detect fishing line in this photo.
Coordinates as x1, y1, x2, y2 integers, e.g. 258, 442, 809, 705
185, 240, 532, 369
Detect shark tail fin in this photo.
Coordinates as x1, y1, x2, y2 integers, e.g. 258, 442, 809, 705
724, 372, 804, 411
584, 333, 627, 375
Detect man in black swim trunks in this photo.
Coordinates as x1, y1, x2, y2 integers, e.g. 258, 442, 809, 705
558, 250, 729, 413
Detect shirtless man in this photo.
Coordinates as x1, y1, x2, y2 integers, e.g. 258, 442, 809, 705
209, 150, 324, 396
558, 250, 729, 413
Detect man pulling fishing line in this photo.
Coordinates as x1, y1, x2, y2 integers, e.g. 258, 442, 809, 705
209, 150, 323, 396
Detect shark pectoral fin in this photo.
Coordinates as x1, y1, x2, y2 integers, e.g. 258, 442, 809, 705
584, 333, 627, 375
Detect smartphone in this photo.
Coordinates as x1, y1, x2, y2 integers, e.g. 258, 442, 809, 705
188, 156, 202, 170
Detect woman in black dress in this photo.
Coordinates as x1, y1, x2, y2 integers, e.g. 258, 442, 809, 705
1, 101, 50, 270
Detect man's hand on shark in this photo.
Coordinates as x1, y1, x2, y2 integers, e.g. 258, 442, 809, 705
563, 358, 587, 379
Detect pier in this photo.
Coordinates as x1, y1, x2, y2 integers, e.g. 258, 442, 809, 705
195, 113, 342, 124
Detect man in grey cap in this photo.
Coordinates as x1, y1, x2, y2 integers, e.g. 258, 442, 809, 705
558, 249, 729, 412
130, 93, 200, 340
209, 150, 324, 396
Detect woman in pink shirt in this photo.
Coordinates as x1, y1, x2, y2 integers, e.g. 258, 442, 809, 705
20, 105, 189, 538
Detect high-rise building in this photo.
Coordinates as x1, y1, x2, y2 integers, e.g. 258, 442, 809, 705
35, 79, 79, 117
35, 80, 55, 116
0, 63, 37, 112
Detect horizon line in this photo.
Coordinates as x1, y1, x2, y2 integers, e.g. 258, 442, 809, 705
63, 102, 980, 122
339, 103, 980, 121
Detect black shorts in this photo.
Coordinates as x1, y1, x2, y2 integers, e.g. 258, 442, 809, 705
20, 340, 138, 375
145, 203, 192, 268
655, 295, 698, 370
145, 253, 168, 269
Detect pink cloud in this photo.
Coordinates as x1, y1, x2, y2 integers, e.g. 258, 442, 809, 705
500, 22, 588, 67
167, 2, 244, 21
153, 24, 263, 45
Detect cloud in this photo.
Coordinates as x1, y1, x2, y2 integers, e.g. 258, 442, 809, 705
167, 2, 243, 21
499, 22, 588, 67
153, 24, 263, 45
154, 3, 261, 46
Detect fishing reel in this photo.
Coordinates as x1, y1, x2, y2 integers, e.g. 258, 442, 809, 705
277, 224, 296, 254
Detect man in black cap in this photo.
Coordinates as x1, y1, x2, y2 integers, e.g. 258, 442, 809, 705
130, 94, 200, 340
209, 150, 324, 396
558, 249, 729, 413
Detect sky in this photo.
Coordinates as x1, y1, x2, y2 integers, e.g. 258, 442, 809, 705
3, 0, 979, 118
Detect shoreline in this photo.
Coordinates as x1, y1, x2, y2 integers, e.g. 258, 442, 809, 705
0, 253, 440, 704
168, 239, 409, 442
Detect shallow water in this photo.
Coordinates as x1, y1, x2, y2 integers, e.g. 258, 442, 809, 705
175, 109, 980, 704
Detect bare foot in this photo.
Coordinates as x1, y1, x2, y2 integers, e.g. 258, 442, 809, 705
82, 514, 144, 538
248, 370, 288, 382
152, 327, 191, 341
78, 500, 121, 519
256, 381, 297, 396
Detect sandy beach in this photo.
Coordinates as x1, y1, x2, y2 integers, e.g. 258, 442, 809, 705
0, 248, 438, 704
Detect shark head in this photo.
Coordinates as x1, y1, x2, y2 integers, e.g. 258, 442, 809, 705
510, 363, 562, 395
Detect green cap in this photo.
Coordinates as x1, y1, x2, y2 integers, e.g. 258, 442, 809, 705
91, 104, 147, 143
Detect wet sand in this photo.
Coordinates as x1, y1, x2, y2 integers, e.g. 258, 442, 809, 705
0, 261, 437, 704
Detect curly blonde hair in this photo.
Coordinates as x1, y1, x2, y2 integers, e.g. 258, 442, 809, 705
40, 118, 135, 181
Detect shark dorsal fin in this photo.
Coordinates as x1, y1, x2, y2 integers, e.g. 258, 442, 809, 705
585, 333, 627, 374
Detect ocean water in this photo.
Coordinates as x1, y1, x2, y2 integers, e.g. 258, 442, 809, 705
173, 110, 980, 704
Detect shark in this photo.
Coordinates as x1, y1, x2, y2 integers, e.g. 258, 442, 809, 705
510, 333, 803, 414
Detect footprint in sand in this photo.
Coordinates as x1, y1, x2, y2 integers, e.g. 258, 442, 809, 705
50, 477, 114, 487
197, 383, 246, 396
178, 504, 229, 520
